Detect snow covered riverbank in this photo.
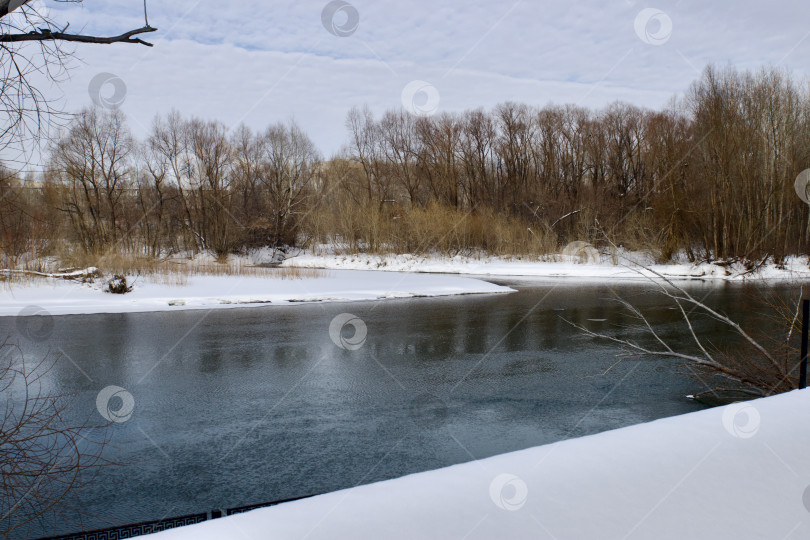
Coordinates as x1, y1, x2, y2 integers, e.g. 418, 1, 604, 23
6, 245, 810, 318
0, 270, 514, 317
281, 250, 810, 281
148, 389, 810, 540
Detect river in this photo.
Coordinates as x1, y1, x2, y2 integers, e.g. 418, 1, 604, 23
1, 275, 795, 538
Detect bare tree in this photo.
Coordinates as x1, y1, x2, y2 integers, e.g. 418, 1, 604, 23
346, 106, 389, 205
0, 339, 109, 537
50, 108, 134, 253
136, 139, 172, 257
230, 124, 267, 248
0, 166, 49, 264
0, 0, 156, 161
416, 113, 461, 208
260, 120, 320, 248
494, 102, 536, 211
458, 108, 497, 210
148, 111, 200, 253
378, 110, 421, 204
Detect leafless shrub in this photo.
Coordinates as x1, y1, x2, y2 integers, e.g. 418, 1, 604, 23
0, 339, 110, 537
570, 261, 800, 401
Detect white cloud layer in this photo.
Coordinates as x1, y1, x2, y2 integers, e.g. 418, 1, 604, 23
25, 0, 810, 162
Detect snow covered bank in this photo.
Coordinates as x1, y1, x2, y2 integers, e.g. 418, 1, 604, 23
148, 389, 810, 540
0, 270, 514, 317
282, 251, 810, 281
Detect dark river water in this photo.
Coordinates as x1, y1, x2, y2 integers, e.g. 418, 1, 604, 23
1, 275, 796, 538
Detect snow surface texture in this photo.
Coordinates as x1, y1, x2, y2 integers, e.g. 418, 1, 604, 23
0, 270, 514, 316
148, 390, 810, 539
282, 250, 810, 281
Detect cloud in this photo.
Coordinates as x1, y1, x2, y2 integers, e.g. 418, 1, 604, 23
24, 0, 810, 162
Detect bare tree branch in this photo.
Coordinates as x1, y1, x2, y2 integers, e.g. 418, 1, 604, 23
0, 0, 158, 163
0, 339, 113, 536
0, 25, 157, 47
566, 233, 799, 399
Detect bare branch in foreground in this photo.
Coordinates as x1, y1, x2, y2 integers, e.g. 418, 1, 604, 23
0, 339, 113, 537
567, 244, 799, 400
0, 25, 157, 47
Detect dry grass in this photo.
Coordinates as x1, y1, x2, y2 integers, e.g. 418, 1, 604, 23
136, 261, 326, 286
1, 249, 325, 287
306, 200, 559, 256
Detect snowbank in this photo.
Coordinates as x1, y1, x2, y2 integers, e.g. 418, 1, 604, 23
0, 270, 514, 317
148, 389, 810, 539
282, 251, 810, 281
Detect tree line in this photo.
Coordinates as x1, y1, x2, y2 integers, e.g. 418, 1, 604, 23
2, 64, 809, 267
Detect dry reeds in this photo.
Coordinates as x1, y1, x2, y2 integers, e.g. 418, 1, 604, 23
1, 250, 325, 287
306, 200, 558, 257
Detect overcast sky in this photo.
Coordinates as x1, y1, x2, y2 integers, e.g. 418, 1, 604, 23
28, 0, 810, 163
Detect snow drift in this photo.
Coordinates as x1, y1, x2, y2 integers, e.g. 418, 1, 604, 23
146, 390, 810, 539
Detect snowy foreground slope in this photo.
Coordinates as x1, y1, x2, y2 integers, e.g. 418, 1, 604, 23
148, 390, 810, 540
0, 270, 513, 316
